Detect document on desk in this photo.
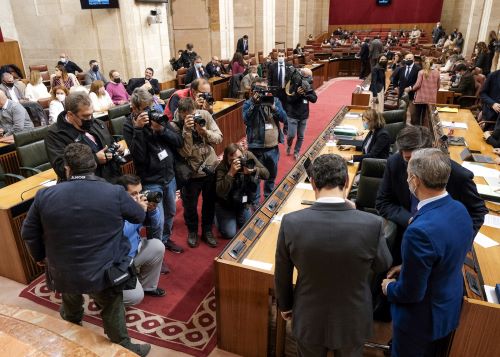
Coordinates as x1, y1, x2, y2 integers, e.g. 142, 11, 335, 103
483, 285, 499, 304
462, 162, 499, 178
476, 184, 500, 200
41, 180, 57, 187
484, 214, 500, 229
345, 113, 361, 119
242, 259, 273, 271
436, 107, 459, 113
441, 120, 467, 128
485, 176, 500, 187
474, 232, 499, 248
296, 182, 313, 190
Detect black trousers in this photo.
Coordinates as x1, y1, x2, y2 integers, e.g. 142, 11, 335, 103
359, 59, 370, 79
181, 174, 216, 232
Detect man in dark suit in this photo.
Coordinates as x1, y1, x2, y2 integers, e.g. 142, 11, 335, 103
236, 35, 249, 55
450, 63, 476, 96
185, 56, 209, 85
432, 22, 445, 44
391, 53, 421, 100
382, 148, 474, 357
267, 52, 290, 109
358, 38, 370, 79
205, 56, 226, 78
58, 53, 83, 75
275, 154, 392, 357
376, 126, 487, 263
126, 67, 160, 95
22, 143, 151, 357
480, 69, 500, 128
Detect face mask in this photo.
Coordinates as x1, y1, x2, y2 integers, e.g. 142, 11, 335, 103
56, 93, 66, 102
92, 65, 99, 72
4, 82, 14, 88
362, 121, 369, 130
195, 63, 202, 69
405, 60, 414, 66
379, 60, 387, 67
113, 77, 121, 84
277, 57, 285, 64
60, 58, 67, 63
80, 118, 94, 132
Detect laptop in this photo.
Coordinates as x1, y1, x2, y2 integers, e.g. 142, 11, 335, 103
460, 148, 496, 164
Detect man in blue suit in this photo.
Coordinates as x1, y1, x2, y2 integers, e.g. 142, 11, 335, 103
381, 148, 474, 357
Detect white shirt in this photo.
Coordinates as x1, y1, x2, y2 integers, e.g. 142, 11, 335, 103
316, 196, 345, 204
416, 192, 448, 211
7, 87, 19, 102
89, 91, 114, 112
25, 82, 50, 101
49, 100, 64, 125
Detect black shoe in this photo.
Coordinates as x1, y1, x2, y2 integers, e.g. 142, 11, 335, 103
164, 239, 184, 253
201, 229, 217, 248
187, 231, 199, 248
144, 287, 166, 297
123, 342, 151, 357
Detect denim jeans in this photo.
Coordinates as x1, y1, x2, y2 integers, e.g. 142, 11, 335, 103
215, 203, 252, 238
286, 117, 308, 155
143, 178, 177, 243
249, 146, 279, 205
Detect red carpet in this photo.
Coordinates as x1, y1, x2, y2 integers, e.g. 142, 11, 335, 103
19, 77, 362, 356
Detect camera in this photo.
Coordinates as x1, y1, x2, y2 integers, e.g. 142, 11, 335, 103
141, 190, 163, 203
193, 112, 206, 127
200, 164, 215, 175
239, 156, 256, 170
106, 142, 127, 164
252, 86, 276, 106
146, 108, 168, 126
286, 67, 313, 96
199, 92, 215, 105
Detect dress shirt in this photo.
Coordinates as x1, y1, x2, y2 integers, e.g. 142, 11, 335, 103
416, 192, 448, 211
404, 64, 414, 79
316, 196, 345, 203
7, 87, 19, 102
25, 83, 50, 101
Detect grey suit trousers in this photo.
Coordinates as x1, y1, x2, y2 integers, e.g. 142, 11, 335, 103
297, 340, 363, 357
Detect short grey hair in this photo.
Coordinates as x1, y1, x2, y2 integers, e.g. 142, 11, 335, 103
408, 148, 451, 189
65, 92, 92, 114
131, 88, 153, 109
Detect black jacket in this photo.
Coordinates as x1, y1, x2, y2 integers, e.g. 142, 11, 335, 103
45, 111, 121, 182
375, 153, 487, 233
450, 72, 476, 96
58, 60, 82, 74
370, 65, 386, 97
22, 176, 145, 294
180, 50, 197, 68
206, 62, 225, 77
480, 70, 500, 121
236, 38, 249, 55
392, 64, 421, 100
285, 88, 318, 120
185, 66, 209, 85
123, 115, 183, 185
475, 52, 490, 76
353, 128, 391, 163
359, 42, 370, 61
126, 77, 160, 95
486, 128, 500, 148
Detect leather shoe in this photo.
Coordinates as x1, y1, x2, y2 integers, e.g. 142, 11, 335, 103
187, 231, 199, 248
201, 229, 217, 248
123, 342, 151, 357
144, 287, 166, 297
164, 239, 184, 253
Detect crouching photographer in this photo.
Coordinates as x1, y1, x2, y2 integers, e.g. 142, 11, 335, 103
116, 175, 167, 306
123, 88, 185, 254
215, 143, 269, 238
171, 97, 223, 248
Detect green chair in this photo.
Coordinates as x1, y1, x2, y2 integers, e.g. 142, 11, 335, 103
160, 88, 176, 101
0, 163, 24, 187
382, 109, 406, 124
108, 103, 131, 120
111, 116, 126, 140
355, 158, 387, 214
14, 126, 51, 177
385, 121, 406, 148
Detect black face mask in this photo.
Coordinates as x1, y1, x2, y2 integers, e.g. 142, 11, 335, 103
379, 61, 388, 67
4, 82, 14, 88
113, 77, 121, 84
80, 118, 94, 132
405, 60, 414, 66
92, 65, 99, 72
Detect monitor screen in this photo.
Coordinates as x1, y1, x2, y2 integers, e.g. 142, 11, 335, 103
376, 0, 391, 5
80, 0, 119, 9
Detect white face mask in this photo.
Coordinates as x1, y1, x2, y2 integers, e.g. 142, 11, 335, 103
56, 93, 66, 102
277, 57, 285, 64
60, 57, 66, 63
195, 63, 202, 69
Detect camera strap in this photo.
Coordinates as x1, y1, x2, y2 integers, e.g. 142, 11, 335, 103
69, 174, 103, 182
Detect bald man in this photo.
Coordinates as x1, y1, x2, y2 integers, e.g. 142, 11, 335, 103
0, 90, 33, 136
285, 68, 317, 160
58, 53, 83, 75
206, 56, 226, 78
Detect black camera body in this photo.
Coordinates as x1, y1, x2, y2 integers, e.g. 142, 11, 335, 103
239, 156, 256, 170
253, 86, 276, 106
193, 113, 207, 127
287, 67, 313, 95
141, 190, 163, 203
147, 108, 169, 126
200, 164, 215, 176
106, 142, 127, 164
199, 92, 215, 105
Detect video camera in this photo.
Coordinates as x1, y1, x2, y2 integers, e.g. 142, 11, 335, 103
252, 85, 278, 106
146, 108, 169, 126
286, 67, 313, 96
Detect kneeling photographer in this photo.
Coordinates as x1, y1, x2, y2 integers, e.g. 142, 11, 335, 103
284, 68, 317, 160
171, 97, 223, 249
243, 77, 287, 206
215, 143, 269, 238
124, 88, 185, 255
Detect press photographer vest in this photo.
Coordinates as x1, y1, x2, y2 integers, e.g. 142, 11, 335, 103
164, 88, 192, 120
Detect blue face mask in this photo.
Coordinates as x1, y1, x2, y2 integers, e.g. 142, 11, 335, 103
195, 63, 202, 69
363, 121, 369, 130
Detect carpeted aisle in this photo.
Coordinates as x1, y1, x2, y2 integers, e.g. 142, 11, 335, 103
19, 77, 362, 356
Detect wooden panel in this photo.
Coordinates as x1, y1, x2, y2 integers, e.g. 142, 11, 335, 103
213, 100, 245, 154
159, 80, 177, 90
209, 76, 231, 101
0, 40, 25, 78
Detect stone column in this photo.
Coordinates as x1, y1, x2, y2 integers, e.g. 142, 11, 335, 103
219, 0, 235, 59
286, 0, 300, 48
478, 0, 493, 41
462, 0, 485, 56
259, 0, 275, 54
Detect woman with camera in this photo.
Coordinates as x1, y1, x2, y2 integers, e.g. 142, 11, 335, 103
215, 143, 269, 238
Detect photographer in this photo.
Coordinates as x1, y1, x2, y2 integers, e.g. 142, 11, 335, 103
123, 88, 184, 254
171, 98, 223, 248
285, 68, 317, 160
164, 78, 214, 121
45, 92, 123, 182
215, 143, 269, 238
243, 77, 287, 205
116, 175, 166, 305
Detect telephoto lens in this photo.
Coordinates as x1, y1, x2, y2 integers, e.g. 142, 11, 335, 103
141, 190, 163, 203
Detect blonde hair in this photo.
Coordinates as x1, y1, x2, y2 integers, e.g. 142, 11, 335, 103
422, 57, 433, 79
89, 80, 105, 96
363, 109, 385, 130
29, 70, 41, 86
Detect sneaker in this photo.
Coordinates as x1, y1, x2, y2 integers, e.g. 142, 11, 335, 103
294, 153, 299, 160
144, 287, 166, 297
201, 229, 217, 248
187, 231, 199, 248
164, 239, 184, 253
123, 342, 151, 357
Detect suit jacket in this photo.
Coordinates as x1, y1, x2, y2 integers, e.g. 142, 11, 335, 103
236, 37, 249, 54
369, 65, 386, 96
267, 62, 291, 89
184, 66, 209, 85
275, 201, 392, 349
359, 42, 370, 61
392, 64, 421, 100
84, 69, 109, 85
387, 195, 474, 341
206, 62, 225, 77
480, 70, 500, 122
0, 99, 34, 135
353, 128, 391, 162
450, 72, 476, 96
0, 82, 26, 101
375, 153, 487, 233
126, 77, 160, 95
369, 39, 383, 60
58, 60, 82, 74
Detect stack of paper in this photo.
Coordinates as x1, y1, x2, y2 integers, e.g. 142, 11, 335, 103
475, 184, 500, 202
334, 125, 358, 137
437, 107, 459, 113
484, 214, 500, 229
462, 162, 499, 178
474, 232, 499, 248
441, 120, 467, 129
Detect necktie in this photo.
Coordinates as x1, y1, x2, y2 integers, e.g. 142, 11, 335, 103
405, 66, 411, 79
279, 65, 283, 88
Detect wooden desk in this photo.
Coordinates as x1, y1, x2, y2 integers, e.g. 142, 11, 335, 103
215, 106, 364, 357
428, 108, 500, 356
209, 76, 231, 101
305, 63, 326, 90
212, 99, 245, 154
